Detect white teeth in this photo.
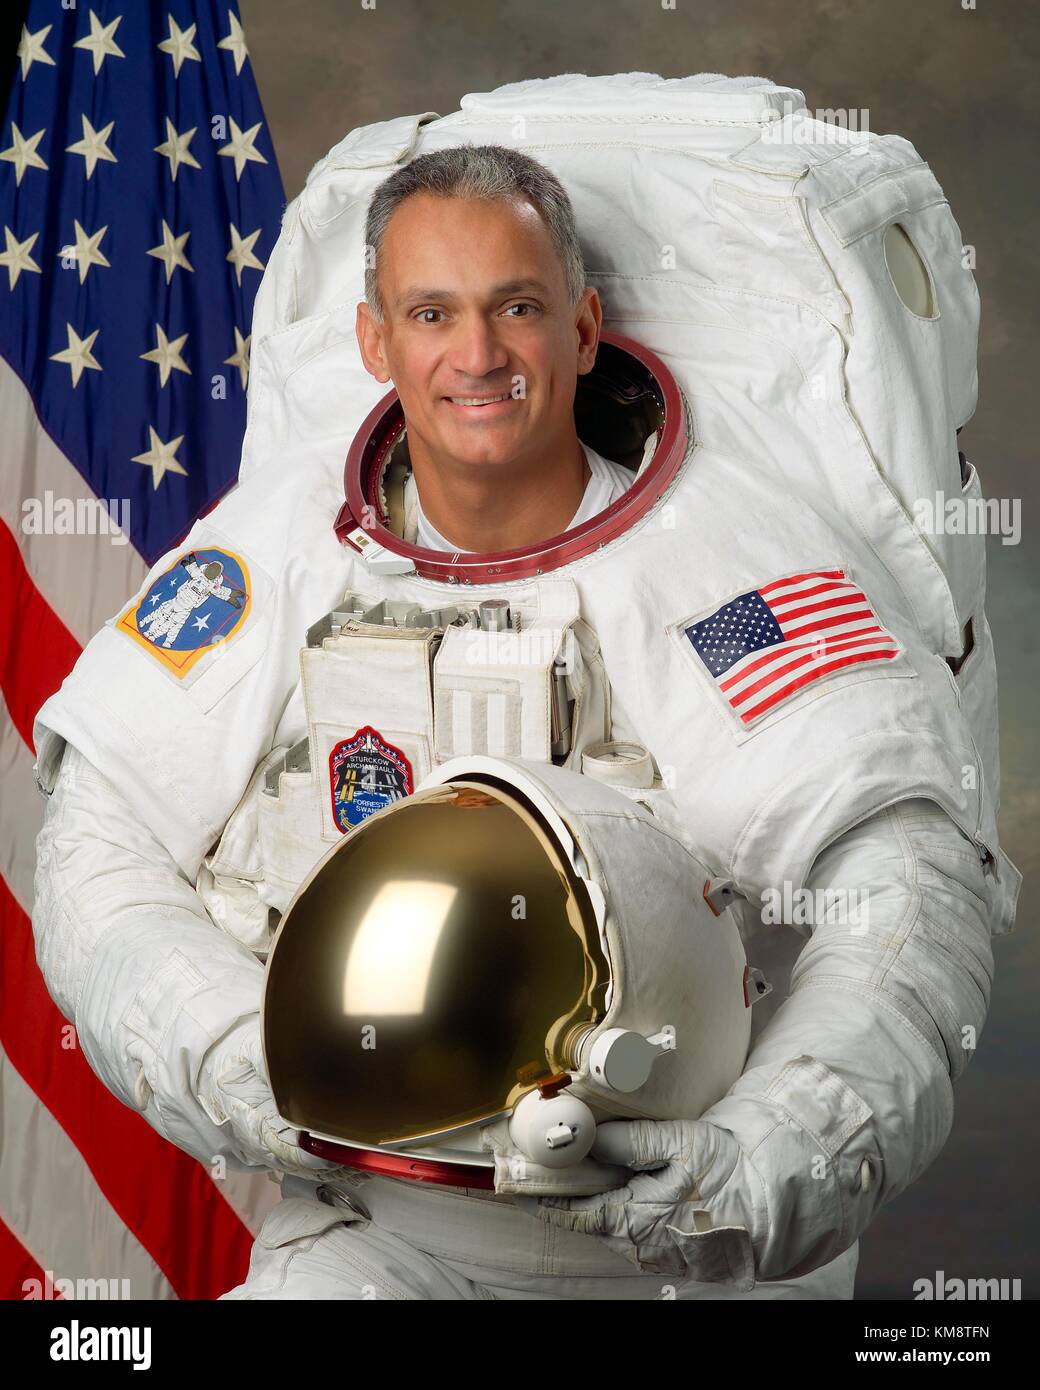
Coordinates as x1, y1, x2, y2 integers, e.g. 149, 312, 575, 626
449, 394, 511, 405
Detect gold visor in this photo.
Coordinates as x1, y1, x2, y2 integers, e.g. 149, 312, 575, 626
263, 779, 610, 1148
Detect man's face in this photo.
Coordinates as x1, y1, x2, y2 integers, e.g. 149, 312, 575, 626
356, 192, 600, 471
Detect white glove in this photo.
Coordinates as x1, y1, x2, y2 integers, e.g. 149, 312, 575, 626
515, 1117, 763, 1286
481, 1116, 631, 1197
197, 1016, 342, 1180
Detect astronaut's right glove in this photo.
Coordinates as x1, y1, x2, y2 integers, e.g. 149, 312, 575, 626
197, 1016, 341, 1180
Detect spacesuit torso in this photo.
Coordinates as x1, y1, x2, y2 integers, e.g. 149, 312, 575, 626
35, 330, 1016, 1027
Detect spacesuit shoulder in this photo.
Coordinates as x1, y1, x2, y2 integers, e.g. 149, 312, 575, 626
575, 447, 998, 902
32, 445, 355, 880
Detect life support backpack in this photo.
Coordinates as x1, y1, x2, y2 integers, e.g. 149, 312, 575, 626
241, 72, 999, 830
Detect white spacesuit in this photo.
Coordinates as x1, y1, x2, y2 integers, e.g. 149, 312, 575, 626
30, 73, 1020, 1301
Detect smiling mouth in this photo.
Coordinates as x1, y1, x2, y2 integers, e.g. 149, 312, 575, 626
444, 392, 515, 406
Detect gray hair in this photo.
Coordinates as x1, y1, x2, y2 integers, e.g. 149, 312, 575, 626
363, 144, 587, 321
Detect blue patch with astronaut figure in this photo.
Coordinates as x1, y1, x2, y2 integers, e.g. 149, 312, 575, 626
116, 547, 251, 677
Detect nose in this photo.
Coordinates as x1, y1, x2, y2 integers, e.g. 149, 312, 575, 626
446, 313, 510, 383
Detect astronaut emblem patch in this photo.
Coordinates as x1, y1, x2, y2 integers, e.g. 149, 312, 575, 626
679, 566, 906, 730
115, 548, 251, 678
329, 726, 414, 832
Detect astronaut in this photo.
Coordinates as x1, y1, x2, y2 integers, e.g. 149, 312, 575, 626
137, 553, 242, 649
30, 85, 1021, 1302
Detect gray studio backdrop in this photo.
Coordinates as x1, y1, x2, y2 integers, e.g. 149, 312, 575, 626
242, 0, 1038, 1300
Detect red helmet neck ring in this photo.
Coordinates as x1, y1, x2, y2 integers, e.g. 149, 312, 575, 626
300, 1131, 497, 1190
334, 330, 688, 585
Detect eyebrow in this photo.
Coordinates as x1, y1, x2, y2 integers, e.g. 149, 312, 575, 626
395, 278, 552, 308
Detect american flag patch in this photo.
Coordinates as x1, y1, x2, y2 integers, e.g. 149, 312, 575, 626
683, 568, 902, 727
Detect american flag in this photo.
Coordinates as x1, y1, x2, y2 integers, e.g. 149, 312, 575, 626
684, 568, 902, 726
1, 3, 285, 1299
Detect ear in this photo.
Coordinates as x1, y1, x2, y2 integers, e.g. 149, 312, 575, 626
575, 287, 602, 376
356, 301, 392, 384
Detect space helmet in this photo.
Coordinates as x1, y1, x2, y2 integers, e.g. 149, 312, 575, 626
262, 755, 753, 1191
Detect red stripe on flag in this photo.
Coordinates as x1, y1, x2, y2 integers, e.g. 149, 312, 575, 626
770, 590, 866, 625
0, 1214, 62, 1301
729, 634, 898, 706
719, 628, 886, 692
0, 871, 253, 1300
740, 648, 899, 723
781, 607, 877, 641
0, 519, 82, 750
765, 579, 856, 609
757, 569, 845, 596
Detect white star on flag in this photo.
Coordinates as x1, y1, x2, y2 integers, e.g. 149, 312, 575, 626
218, 118, 268, 181
132, 426, 189, 488
157, 17, 202, 77
226, 222, 264, 285
17, 23, 56, 80
140, 325, 191, 386
154, 119, 202, 182
0, 227, 42, 289
0, 123, 48, 185
218, 12, 251, 75
49, 322, 102, 387
147, 221, 194, 282
65, 115, 117, 179
58, 221, 111, 284
223, 327, 251, 389
73, 10, 127, 75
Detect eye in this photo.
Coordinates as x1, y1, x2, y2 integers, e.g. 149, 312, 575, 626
504, 302, 537, 318
414, 308, 444, 324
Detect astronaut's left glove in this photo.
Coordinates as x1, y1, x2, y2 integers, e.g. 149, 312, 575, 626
513, 1117, 765, 1286
514, 1052, 877, 1288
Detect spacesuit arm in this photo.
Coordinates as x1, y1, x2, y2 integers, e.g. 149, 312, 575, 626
31, 739, 328, 1176
532, 795, 999, 1284
697, 795, 996, 1281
